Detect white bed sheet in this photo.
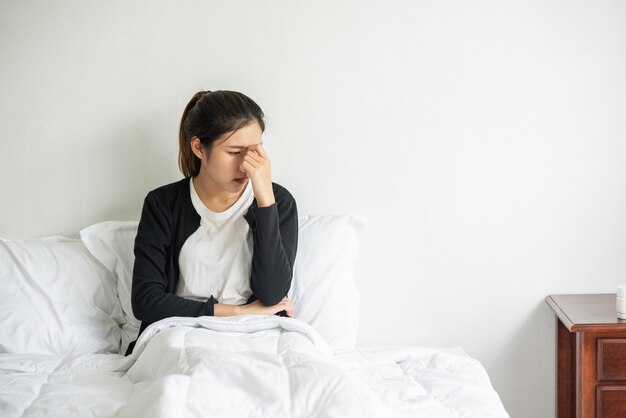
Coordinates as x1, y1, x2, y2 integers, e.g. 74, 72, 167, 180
0, 316, 508, 418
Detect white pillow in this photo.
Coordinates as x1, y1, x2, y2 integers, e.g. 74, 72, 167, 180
288, 214, 365, 352
0, 236, 124, 356
80, 214, 365, 353
80, 221, 141, 355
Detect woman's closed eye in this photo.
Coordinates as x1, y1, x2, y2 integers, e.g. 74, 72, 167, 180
228, 151, 241, 155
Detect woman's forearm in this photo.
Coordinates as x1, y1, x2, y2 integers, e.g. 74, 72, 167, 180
214, 303, 243, 317
243, 190, 298, 306
217, 298, 294, 317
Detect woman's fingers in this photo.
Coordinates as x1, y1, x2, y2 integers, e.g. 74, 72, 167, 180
243, 145, 269, 168
244, 149, 262, 164
243, 154, 261, 167
241, 150, 263, 175
241, 160, 254, 172
281, 297, 294, 317
252, 144, 268, 158
247, 297, 294, 317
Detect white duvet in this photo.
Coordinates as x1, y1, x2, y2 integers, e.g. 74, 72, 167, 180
0, 315, 508, 418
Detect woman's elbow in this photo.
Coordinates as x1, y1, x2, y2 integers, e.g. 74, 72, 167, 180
130, 290, 145, 321
256, 277, 293, 306
258, 293, 284, 307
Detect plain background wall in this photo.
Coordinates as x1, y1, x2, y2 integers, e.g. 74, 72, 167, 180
2, 1, 626, 417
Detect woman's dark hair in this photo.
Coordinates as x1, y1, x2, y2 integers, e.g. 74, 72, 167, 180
178, 90, 265, 177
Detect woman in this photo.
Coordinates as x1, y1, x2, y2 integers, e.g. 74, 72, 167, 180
126, 90, 297, 356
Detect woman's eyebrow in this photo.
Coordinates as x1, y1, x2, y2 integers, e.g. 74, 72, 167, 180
225, 143, 263, 149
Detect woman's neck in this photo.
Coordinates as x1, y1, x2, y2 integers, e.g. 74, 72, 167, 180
192, 175, 245, 213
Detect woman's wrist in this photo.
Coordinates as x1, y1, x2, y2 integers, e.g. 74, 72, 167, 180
254, 186, 275, 207
256, 197, 276, 208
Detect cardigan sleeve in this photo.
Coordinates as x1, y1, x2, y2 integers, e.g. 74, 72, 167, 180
131, 191, 216, 324
243, 184, 298, 306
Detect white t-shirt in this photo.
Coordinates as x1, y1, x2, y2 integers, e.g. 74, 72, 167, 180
176, 178, 255, 305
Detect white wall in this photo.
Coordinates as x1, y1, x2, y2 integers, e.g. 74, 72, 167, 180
2, 1, 626, 417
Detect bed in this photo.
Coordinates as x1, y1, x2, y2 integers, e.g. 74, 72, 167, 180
0, 215, 509, 417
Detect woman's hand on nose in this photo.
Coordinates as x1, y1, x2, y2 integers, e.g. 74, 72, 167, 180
241, 145, 275, 207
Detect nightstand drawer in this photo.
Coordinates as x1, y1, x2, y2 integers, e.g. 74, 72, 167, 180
597, 386, 626, 418
598, 339, 626, 380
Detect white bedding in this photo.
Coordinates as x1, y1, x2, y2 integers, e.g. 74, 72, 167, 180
0, 315, 508, 418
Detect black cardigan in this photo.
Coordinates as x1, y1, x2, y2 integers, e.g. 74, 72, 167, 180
126, 178, 298, 355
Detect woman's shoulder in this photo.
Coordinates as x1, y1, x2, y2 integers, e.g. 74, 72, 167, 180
146, 178, 188, 197
143, 178, 190, 208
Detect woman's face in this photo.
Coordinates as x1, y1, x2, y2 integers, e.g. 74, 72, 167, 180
193, 121, 263, 194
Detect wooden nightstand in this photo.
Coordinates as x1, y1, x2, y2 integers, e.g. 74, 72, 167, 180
546, 294, 626, 418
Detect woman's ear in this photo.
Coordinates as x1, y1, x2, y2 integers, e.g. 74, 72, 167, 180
190, 137, 205, 159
